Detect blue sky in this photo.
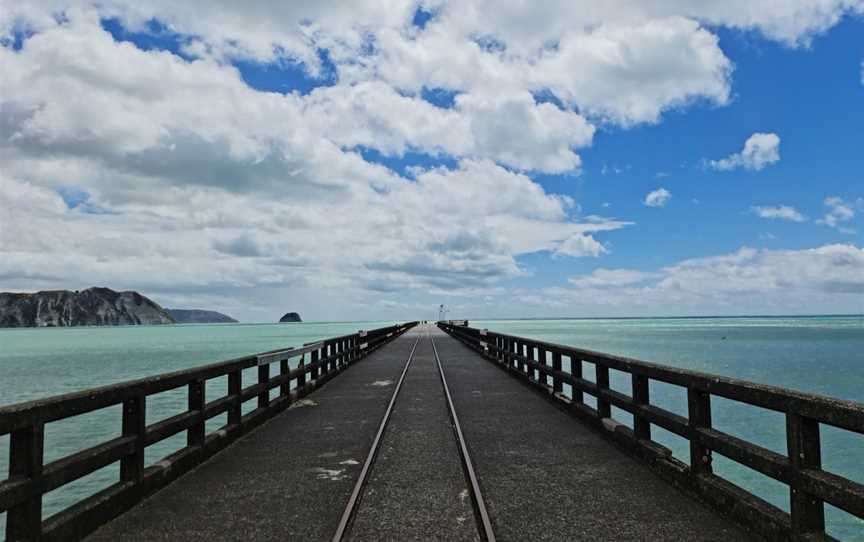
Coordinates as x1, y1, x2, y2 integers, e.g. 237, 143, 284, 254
518, 19, 864, 288
1, 2, 862, 320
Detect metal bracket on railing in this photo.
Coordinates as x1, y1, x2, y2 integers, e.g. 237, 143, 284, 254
257, 347, 293, 366
359, 330, 367, 338
480, 329, 487, 336
256, 341, 323, 366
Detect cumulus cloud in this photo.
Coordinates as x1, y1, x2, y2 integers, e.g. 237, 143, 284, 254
568, 268, 658, 288
709, 132, 781, 171
554, 234, 608, 258
1, 2, 861, 319
525, 244, 864, 316
818, 196, 862, 232
751, 205, 806, 222
644, 188, 672, 207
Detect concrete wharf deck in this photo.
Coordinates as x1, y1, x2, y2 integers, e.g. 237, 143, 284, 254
85, 325, 751, 541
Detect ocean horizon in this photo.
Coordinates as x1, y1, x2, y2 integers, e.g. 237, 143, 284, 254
1, 316, 862, 538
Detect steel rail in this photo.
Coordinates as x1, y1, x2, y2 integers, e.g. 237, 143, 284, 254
431, 333, 496, 542
331, 334, 421, 542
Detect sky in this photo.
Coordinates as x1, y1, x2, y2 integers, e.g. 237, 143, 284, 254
0, 1, 862, 322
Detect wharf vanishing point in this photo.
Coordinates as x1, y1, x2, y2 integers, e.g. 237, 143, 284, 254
1, 322, 862, 541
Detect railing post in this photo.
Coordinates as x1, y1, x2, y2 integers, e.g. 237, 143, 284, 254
6, 423, 44, 541
687, 387, 713, 475
332, 340, 338, 367
538, 347, 548, 388
280, 358, 290, 398
632, 374, 651, 440
503, 338, 510, 368
787, 413, 825, 535
596, 364, 611, 418
311, 349, 320, 381
188, 379, 205, 447
571, 356, 584, 404
311, 347, 320, 380
228, 369, 242, 426
552, 351, 563, 394
521, 343, 529, 375
257, 364, 269, 410
334, 340, 340, 368
530, 345, 539, 382
297, 356, 307, 389
318, 345, 326, 378
331, 342, 338, 372
121, 395, 146, 484
339, 339, 346, 367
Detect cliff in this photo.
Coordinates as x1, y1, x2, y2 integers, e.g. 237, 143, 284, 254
168, 309, 238, 324
0, 287, 175, 327
279, 312, 302, 323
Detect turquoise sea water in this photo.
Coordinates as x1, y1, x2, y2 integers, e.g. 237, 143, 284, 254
1, 317, 862, 539
473, 316, 864, 541
0, 321, 394, 538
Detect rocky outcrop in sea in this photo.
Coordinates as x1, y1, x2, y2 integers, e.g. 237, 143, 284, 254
0, 287, 175, 327
279, 312, 302, 323
168, 309, 238, 324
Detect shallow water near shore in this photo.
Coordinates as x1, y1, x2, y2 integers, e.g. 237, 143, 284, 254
1, 316, 862, 539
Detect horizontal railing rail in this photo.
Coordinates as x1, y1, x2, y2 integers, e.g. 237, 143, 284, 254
438, 321, 864, 542
1, 321, 418, 541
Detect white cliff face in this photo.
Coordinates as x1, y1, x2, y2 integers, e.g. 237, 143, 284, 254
0, 287, 175, 327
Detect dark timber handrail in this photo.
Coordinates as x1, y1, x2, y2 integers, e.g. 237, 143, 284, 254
0, 321, 418, 541
438, 321, 864, 542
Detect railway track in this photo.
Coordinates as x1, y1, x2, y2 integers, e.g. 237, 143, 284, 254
332, 328, 496, 542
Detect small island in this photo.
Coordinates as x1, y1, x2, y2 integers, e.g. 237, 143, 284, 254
279, 312, 302, 323
168, 309, 238, 324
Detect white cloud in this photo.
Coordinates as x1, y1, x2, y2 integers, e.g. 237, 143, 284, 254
568, 268, 658, 288
305, 84, 594, 173
454, 91, 594, 173
0, 9, 633, 321
1, 2, 861, 320
751, 205, 806, 222
709, 132, 781, 171
818, 196, 862, 232
644, 187, 672, 207
365, 13, 733, 126
554, 234, 608, 258
526, 244, 864, 316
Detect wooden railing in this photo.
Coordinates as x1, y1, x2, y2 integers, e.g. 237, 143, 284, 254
0, 322, 417, 541
438, 321, 864, 542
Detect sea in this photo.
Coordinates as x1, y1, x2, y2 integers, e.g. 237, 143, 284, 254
1, 316, 862, 540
